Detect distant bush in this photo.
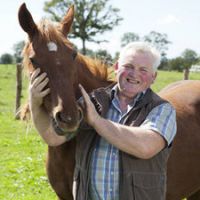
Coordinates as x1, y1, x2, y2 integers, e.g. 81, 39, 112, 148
0, 53, 14, 64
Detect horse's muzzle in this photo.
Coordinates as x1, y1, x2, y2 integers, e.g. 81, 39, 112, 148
53, 105, 83, 136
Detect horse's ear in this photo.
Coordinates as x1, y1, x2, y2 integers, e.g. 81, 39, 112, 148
61, 5, 74, 36
18, 3, 38, 39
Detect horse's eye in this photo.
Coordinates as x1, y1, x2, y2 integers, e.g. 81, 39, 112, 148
72, 51, 77, 60
29, 57, 34, 63
29, 57, 38, 67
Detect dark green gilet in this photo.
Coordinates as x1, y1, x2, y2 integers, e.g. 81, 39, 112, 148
74, 84, 170, 200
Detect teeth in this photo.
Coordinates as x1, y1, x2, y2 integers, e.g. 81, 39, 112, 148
127, 78, 139, 84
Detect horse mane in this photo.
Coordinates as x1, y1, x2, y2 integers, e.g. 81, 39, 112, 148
77, 54, 114, 82
22, 18, 115, 82
37, 19, 74, 46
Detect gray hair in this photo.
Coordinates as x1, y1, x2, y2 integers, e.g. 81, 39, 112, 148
118, 42, 161, 71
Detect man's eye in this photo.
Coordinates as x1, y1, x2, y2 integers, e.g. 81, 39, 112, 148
125, 65, 132, 69
141, 68, 148, 72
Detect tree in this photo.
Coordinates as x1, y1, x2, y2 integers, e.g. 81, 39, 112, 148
181, 49, 199, 69
112, 51, 120, 63
143, 31, 171, 58
158, 57, 169, 70
95, 49, 113, 65
44, 0, 123, 54
168, 57, 185, 72
0, 53, 14, 64
79, 48, 96, 57
181, 49, 199, 80
13, 40, 25, 63
80, 48, 113, 65
120, 32, 140, 47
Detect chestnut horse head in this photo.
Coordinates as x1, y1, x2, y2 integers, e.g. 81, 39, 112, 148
18, 3, 112, 136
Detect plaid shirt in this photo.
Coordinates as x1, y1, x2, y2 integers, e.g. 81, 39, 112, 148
89, 87, 177, 200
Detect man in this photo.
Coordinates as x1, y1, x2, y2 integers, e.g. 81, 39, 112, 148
30, 42, 176, 200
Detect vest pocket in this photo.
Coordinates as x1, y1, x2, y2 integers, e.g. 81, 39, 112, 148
132, 172, 166, 200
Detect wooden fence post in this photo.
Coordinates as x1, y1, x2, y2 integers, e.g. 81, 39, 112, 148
15, 63, 22, 119
183, 68, 189, 80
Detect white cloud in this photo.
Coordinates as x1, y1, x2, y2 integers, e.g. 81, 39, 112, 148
156, 14, 181, 25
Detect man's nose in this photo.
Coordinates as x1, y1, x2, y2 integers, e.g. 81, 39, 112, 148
128, 68, 138, 76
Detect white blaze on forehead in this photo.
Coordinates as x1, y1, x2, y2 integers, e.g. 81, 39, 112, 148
47, 42, 58, 52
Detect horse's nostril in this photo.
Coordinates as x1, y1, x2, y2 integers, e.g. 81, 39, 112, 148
78, 106, 83, 123
66, 116, 72, 122
55, 107, 83, 125
55, 112, 62, 122
55, 112, 72, 123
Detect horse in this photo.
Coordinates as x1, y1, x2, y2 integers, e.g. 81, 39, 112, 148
18, 3, 200, 200
159, 80, 200, 200
18, 3, 113, 200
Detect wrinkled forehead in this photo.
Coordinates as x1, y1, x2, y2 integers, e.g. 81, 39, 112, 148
118, 49, 154, 68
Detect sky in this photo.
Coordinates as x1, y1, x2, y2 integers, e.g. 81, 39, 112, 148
1, 0, 200, 58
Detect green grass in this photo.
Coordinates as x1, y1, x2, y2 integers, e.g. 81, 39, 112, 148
152, 70, 200, 92
0, 65, 56, 200
1, 64, 200, 199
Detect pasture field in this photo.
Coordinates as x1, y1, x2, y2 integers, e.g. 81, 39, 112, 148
0, 64, 200, 199
0, 65, 56, 200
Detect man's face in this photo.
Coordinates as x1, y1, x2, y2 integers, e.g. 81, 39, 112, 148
116, 51, 157, 99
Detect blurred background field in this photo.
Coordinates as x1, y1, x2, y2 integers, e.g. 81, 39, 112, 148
1, 64, 200, 199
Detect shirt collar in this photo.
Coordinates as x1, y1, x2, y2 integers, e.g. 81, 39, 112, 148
111, 84, 146, 109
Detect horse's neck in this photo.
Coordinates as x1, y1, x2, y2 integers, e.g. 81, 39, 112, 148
77, 60, 112, 93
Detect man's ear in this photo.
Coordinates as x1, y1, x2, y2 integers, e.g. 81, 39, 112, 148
114, 61, 119, 70
113, 62, 119, 76
114, 62, 118, 70
152, 71, 157, 83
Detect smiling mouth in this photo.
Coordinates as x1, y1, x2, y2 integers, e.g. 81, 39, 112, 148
127, 78, 140, 84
